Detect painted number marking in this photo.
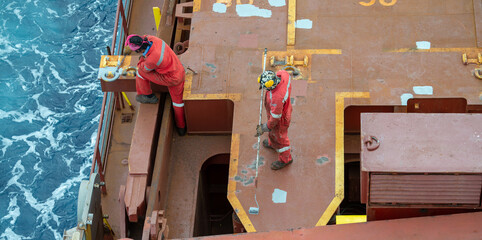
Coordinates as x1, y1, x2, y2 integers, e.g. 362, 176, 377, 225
359, 0, 397, 6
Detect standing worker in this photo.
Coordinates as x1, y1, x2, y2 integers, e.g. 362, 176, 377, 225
255, 70, 293, 170
125, 34, 186, 136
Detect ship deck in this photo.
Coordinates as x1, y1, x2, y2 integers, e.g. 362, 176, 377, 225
100, 0, 482, 238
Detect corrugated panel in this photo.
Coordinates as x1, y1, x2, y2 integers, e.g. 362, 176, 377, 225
370, 174, 482, 205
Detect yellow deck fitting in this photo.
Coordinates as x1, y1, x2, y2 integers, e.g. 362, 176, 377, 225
475, 68, 482, 80
462, 53, 482, 65
286, 55, 308, 67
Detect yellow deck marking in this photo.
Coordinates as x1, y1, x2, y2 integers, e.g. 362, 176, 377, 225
387, 47, 481, 53
287, 0, 296, 46
267, 49, 342, 83
316, 92, 370, 226
227, 134, 256, 232
379, 0, 397, 6
183, 73, 242, 101
193, 0, 201, 12
359, 0, 375, 7
359, 0, 397, 6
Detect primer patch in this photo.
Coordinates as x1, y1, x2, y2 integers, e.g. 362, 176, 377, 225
413, 86, 433, 95
212, 3, 227, 13
268, 0, 286, 7
272, 188, 287, 203
416, 41, 431, 50
295, 19, 312, 29
236, 4, 272, 18
400, 93, 413, 106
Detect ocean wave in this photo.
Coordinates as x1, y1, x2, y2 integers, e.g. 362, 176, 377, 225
0, 0, 116, 238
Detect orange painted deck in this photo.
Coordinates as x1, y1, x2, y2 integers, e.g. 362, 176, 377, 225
179, 0, 482, 233
98, 0, 482, 238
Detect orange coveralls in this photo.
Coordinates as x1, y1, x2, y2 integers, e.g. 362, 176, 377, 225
265, 70, 292, 163
136, 35, 185, 128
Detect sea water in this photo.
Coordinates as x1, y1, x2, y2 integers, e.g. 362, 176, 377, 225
0, 0, 116, 239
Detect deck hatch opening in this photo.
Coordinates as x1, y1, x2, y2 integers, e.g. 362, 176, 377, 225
193, 154, 233, 237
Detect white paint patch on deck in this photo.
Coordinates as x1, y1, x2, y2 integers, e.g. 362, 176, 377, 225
416, 41, 431, 49
295, 19, 312, 29
400, 93, 413, 106
212, 3, 227, 13
269, 0, 286, 7
236, 4, 272, 18
272, 188, 287, 203
413, 86, 433, 95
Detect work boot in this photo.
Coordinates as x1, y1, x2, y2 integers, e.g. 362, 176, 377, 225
176, 126, 187, 136
136, 94, 158, 104
271, 159, 293, 170
262, 139, 274, 150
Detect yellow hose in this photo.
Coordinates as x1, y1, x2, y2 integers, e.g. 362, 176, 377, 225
122, 92, 135, 111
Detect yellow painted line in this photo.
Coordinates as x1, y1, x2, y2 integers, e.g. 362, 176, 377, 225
270, 49, 342, 55
359, 0, 375, 7
379, 0, 397, 6
227, 134, 256, 232
193, 0, 201, 12
287, 0, 296, 46
183, 73, 242, 101
316, 92, 370, 226
386, 47, 481, 53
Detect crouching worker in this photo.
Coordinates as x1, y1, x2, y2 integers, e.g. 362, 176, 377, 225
255, 70, 293, 170
125, 34, 186, 136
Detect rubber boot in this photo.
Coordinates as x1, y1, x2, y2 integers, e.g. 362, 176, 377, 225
136, 94, 158, 104
271, 159, 293, 170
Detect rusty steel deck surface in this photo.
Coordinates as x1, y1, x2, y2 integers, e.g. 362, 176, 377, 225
192, 211, 482, 240
361, 113, 482, 173
178, 0, 482, 233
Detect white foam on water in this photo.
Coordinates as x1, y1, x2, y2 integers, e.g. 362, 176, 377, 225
1, 196, 20, 225
13, 9, 23, 21
1, 137, 13, 156
0, 228, 25, 240
46, 8, 59, 17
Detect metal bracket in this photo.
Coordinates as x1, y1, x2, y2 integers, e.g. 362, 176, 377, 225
98, 67, 123, 82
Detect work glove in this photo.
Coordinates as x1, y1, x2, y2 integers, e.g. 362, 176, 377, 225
255, 123, 270, 137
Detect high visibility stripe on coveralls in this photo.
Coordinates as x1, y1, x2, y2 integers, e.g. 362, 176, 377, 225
172, 102, 184, 107
156, 41, 166, 67
137, 69, 145, 79
282, 75, 291, 104
277, 146, 291, 153
143, 41, 166, 71
271, 112, 282, 118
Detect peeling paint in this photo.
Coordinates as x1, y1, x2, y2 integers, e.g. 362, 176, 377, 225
413, 86, 433, 95
247, 157, 265, 170
212, 3, 227, 13
400, 93, 413, 106
241, 169, 248, 174
205, 63, 216, 73
236, 4, 272, 18
316, 156, 329, 165
295, 19, 312, 29
272, 188, 287, 203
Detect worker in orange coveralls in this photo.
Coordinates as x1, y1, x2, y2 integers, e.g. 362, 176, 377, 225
255, 70, 293, 170
125, 34, 186, 136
